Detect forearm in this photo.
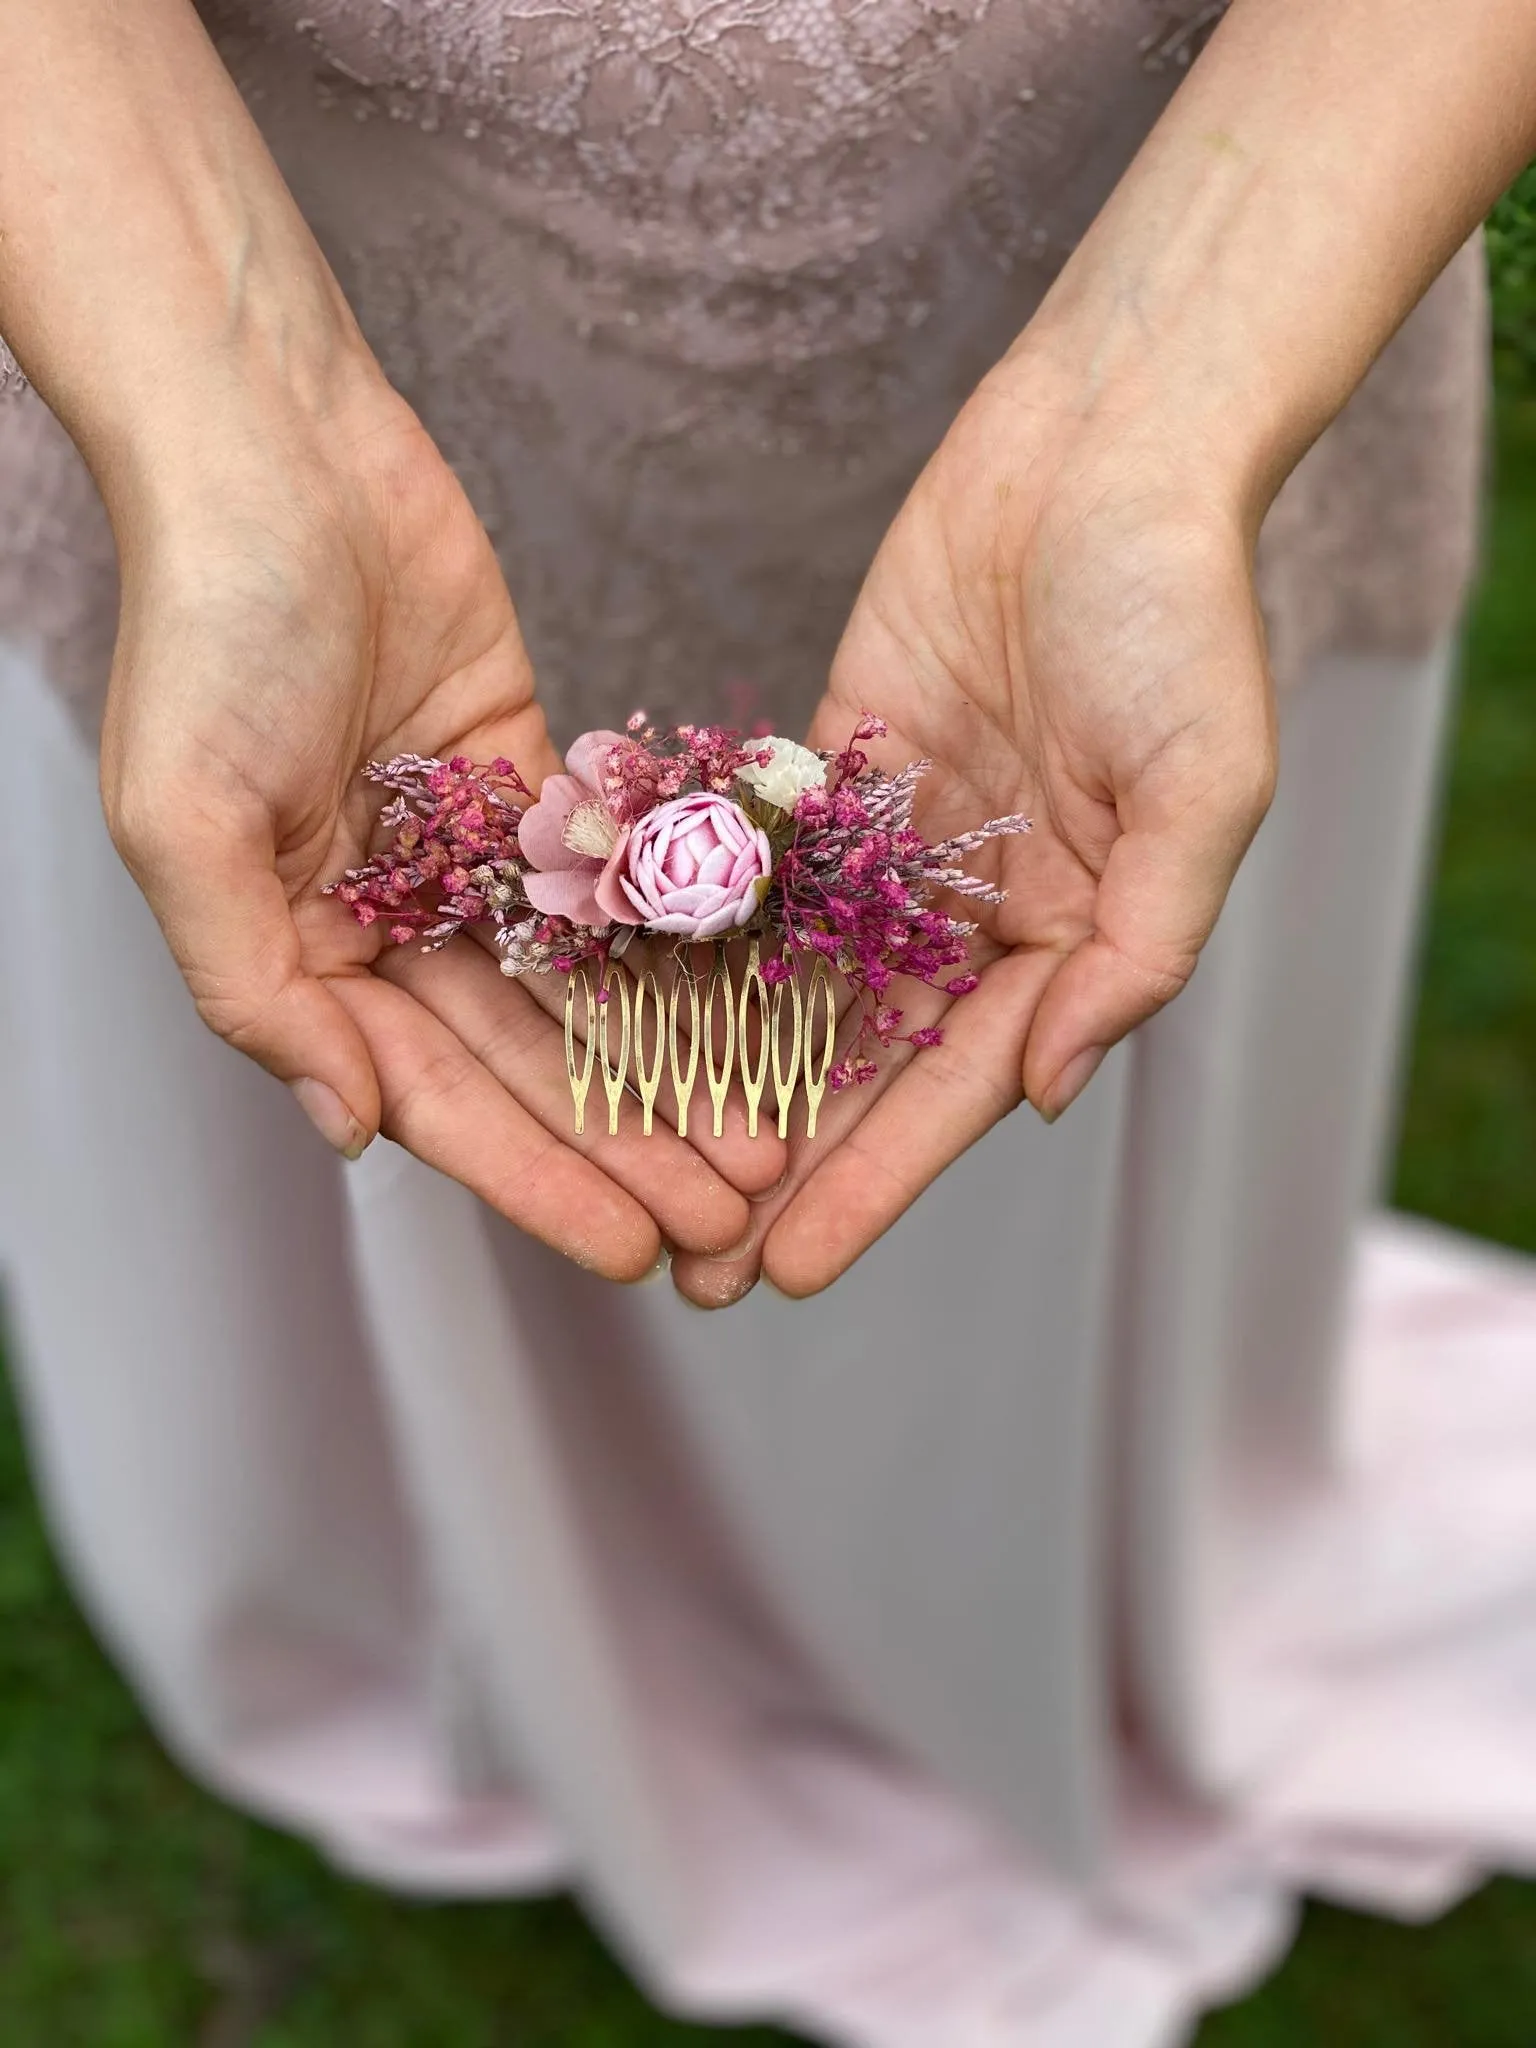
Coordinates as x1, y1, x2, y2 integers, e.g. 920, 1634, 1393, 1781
1026, 0, 1536, 509
0, 0, 367, 510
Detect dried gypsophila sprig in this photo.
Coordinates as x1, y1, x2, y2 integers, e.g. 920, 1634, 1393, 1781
326, 712, 1031, 1090
326, 752, 533, 949
768, 717, 1029, 1086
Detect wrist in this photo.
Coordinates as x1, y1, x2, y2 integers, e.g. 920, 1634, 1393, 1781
1007, 0, 1536, 538
0, 0, 383, 521
1009, 194, 1306, 537
72, 245, 381, 521
985, 288, 1279, 553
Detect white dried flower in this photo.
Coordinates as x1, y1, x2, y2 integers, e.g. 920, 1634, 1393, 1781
735, 735, 827, 813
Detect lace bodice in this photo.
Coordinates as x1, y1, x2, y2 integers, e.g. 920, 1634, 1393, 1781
0, 1, 1487, 735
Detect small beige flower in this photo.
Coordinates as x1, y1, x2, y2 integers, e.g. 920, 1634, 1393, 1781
735, 736, 827, 813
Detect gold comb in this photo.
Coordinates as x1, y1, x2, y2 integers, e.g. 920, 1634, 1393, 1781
563, 940, 838, 1140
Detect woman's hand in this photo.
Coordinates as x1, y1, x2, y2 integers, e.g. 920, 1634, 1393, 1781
674, 0, 1536, 1307
670, 345, 1276, 1304
1, 0, 772, 1280
100, 364, 769, 1277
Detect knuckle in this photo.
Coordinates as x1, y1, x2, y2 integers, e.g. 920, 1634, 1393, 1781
1231, 744, 1279, 829
181, 933, 299, 1061
475, 997, 547, 1079
1105, 931, 1198, 1007
101, 774, 173, 872
102, 753, 231, 883
187, 977, 281, 1059
190, 989, 256, 1050
388, 1036, 481, 1133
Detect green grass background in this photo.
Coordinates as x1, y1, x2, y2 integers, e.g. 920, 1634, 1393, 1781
1, 178, 1533, 2046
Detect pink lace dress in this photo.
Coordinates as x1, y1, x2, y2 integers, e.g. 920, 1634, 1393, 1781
2, 8, 1533, 2046
0, 0, 1487, 729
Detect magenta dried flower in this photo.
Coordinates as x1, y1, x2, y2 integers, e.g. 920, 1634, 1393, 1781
760, 726, 1028, 1079
324, 752, 531, 951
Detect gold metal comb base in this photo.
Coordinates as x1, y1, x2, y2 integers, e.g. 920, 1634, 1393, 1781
563, 941, 837, 1139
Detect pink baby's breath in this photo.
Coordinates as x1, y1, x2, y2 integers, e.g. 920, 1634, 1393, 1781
324, 753, 532, 951
761, 721, 1028, 1080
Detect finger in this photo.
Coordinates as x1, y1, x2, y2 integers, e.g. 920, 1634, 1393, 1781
328, 973, 663, 1281
761, 949, 1060, 1296
107, 779, 382, 1155
382, 938, 753, 1257
668, 970, 931, 1310
1021, 721, 1276, 1121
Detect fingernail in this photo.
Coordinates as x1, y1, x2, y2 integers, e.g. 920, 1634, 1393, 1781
1040, 1046, 1107, 1125
291, 1077, 371, 1160
638, 1246, 673, 1285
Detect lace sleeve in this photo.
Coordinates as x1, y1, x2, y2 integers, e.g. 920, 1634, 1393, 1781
0, 335, 27, 398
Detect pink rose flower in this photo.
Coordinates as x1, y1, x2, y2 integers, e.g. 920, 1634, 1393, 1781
517, 729, 635, 927
617, 791, 772, 939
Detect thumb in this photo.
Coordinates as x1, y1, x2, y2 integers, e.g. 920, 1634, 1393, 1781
1021, 710, 1277, 1120
106, 775, 382, 1157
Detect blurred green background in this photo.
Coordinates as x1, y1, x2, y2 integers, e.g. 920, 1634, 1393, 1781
2, 176, 1534, 2046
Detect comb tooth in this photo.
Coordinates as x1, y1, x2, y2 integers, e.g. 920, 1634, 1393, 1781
802, 955, 837, 1139
703, 944, 736, 1140
736, 938, 770, 1139
598, 960, 632, 1136
632, 967, 665, 1135
668, 951, 701, 1139
574, 948, 839, 1142
769, 955, 803, 1138
565, 964, 598, 1135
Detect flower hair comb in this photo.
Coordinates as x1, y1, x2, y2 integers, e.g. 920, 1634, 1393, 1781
328, 715, 1029, 1137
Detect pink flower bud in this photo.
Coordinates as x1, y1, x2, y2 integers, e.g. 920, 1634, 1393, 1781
612, 791, 772, 939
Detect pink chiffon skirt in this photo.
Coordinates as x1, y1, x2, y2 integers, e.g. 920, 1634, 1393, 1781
2, 633, 1534, 2046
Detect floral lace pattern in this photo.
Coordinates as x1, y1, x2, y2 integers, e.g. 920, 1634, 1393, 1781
0, 0, 1487, 737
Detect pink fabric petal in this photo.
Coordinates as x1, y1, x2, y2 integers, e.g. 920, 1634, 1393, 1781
629, 846, 657, 894
657, 909, 724, 937
518, 777, 588, 871
730, 843, 764, 888
694, 843, 734, 890
652, 885, 716, 918
522, 865, 607, 925
594, 833, 644, 925
694, 817, 726, 858
619, 874, 656, 922
649, 818, 679, 873
564, 729, 628, 789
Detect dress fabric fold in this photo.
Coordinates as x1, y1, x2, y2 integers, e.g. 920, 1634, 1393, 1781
4, 637, 1535, 2048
